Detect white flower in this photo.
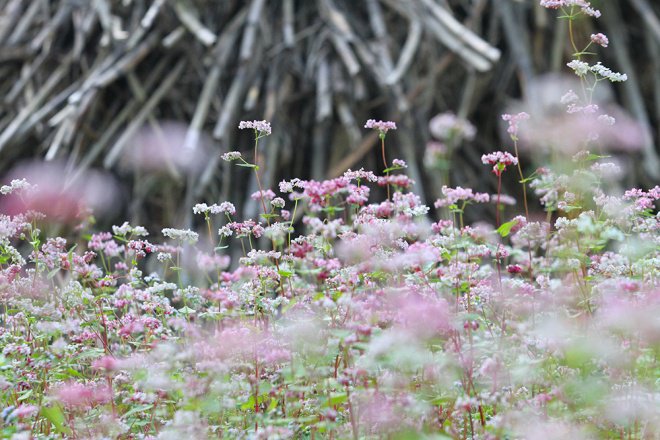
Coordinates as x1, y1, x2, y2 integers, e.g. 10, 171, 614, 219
162, 228, 199, 243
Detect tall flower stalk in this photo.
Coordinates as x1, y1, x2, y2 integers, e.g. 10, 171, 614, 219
364, 119, 397, 201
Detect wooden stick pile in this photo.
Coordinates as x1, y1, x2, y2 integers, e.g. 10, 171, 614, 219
0, 0, 658, 227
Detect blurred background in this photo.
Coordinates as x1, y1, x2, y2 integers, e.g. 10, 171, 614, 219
0, 0, 658, 230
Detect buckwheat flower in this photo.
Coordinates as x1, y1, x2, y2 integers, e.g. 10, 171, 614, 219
157, 252, 172, 262
591, 33, 609, 47
270, 197, 285, 208
391, 158, 407, 168
482, 151, 518, 176
10, 404, 38, 419
597, 114, 616, 126
112, 221, 148, 237
502, 112, 530, 140
55, 382, 111, 409
251, 189, 276, 201
493, 194, 517, 205
590, 162, 622, 179
540, 0, 600, 17
218, 201, 236, 215
0, 178, 34, 195
92, 355, 118, 371
218, 226, 233, 238
434, 185, 491, 207
192, 203, 209, 214
539, 0, 563, 8
221, 151, 242, 161
560, 89, 580, 105
238, 119, 272, 136
279, 178, 303, 193
429, 112, 476, 142
590, 62, 627, 82
581, 4, 601, 17
567, 60, 590, 77
364, 119, 397, 135
162, 228, 199, 244
482, 151, 518, 166
343, 168, 378, 182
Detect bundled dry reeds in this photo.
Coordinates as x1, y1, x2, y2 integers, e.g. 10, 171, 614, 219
0, 0, 658, 227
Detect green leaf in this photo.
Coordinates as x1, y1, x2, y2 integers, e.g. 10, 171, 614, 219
240, 395, 256, 411
66, 368, 83, 378
266, 397, 279, 413
41, 406, 68, 434
382, 166, 403, 173
586, 153, 611, 161
325, 392, 347, 407
17, 389, 33, 401
47, 268, 61, 279
121, 404, 154, 420
497, 219, 518, 237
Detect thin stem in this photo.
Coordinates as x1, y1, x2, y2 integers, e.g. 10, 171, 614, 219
496, 173, 502, 228
252, 134, 286, 298
381, 137, 390, 201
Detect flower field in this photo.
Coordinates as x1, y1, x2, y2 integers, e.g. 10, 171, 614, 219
1, 2, 659, 439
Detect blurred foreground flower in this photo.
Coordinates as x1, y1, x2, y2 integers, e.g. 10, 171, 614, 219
0, 160, 119, 223
509, 75, 648, 155
121, 121, 211, 176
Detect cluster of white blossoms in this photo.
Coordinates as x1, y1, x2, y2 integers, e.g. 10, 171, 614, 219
567, 60, 627, 82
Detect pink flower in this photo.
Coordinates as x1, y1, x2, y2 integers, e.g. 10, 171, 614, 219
251, 189, 276, 201
502, 112, 530, 140
92, 356, 118, 371
507, 264, 523, 274
0, 161, 118, 223
10, 405, 38, 419
540, 0, 601, 17
55, 382, 112, 409
481, 151, 518, 175
364, 119, 397, 134
434, 185, 490, 208
590, 33, 609, 47
429, 112, 476, 142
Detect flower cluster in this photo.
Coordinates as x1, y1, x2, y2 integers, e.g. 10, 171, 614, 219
539, 0, 601, 17
429, 112, 476, 143
481, 151, 519, 175
434, 185, 490, 208
162, 228, 199, 243
238, 119, 272, 136
590, 32, 609, 47
221, 151, 242, 161
567, 60, 628, 82
502, 112, 530, 140
364, 119, 397, 135
1, 9, 657, 439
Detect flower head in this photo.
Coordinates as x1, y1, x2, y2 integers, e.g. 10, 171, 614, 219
591, 33, 609, 48
364, 119, 397, 137
429, 112, 476, 143
502, 112, 530, 141
482, 151, 519, 176
162, 228, 199, 244
238, 120, 272, 136
221, 151, 242, 161
540, 0, 601, 17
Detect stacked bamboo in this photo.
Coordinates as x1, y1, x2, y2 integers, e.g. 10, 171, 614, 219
0, 0, 658, 227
